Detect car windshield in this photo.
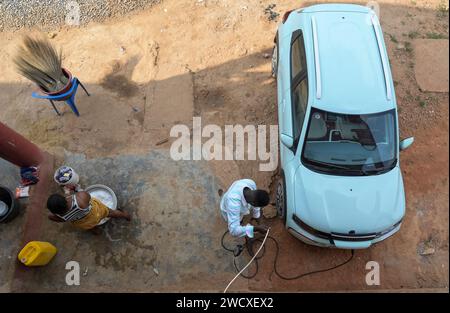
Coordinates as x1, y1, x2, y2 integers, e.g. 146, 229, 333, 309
301, 108, 397, 176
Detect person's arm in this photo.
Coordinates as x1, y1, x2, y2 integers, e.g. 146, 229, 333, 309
254, 225, 268, 234
247, 180, 261, 220
252, 207, 261, 219
76, 191, 91, 208
226, 198, 254, 238
63, 184, 81, 195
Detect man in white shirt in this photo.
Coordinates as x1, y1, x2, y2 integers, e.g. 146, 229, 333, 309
219, 179, 270, 238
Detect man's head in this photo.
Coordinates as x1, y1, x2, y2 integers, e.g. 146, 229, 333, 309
47, 194, 69, 215
243, 188, 270, 207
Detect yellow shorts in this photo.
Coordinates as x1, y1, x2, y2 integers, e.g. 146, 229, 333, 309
71, 198, 110, 230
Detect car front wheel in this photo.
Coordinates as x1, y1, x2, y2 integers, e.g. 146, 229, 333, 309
275, 175, 287, 225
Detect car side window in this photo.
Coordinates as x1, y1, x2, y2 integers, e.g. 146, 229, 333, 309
292, 78, 308, 143
290, 30, 308, 149
291, 31, 307, 80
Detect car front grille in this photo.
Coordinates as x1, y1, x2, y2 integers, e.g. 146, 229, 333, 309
293, 214, 401, 243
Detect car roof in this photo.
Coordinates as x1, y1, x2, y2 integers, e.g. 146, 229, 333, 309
292, 4, 396, 114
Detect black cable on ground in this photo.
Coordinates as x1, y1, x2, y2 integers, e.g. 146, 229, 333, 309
221, 230, 266, 279
221, 230, 355, 281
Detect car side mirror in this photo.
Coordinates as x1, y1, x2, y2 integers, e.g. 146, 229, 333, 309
400, 137, 414, 151
280, 134, 294, 148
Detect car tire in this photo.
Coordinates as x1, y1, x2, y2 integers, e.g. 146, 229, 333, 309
271, 45, 278, 78
275, 173, 287, 225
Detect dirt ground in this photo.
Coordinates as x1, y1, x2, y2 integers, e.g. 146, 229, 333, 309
0, 0, 448, 292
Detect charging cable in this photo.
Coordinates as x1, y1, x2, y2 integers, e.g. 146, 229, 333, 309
223, 228, 271, 293
222, 228, 355, 291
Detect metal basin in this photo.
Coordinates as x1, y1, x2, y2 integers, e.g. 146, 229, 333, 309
85, 184, 117, 226
0, 185, 20, 223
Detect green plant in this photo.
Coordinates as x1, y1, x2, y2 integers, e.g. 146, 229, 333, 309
408, 31, 420, 39
426, 32, 448, 39
13, 35, 68, 92
390, 34, 399, 43
404, 41, 413, 53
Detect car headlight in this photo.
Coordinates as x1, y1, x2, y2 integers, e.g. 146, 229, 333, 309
376, 220, 402, 237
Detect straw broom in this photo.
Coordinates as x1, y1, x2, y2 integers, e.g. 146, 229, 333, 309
14, 35, 69, 93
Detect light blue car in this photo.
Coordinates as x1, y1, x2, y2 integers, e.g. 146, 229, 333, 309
272, 4, 414, 249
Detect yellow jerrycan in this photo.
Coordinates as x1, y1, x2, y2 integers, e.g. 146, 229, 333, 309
18, 241, 57, 266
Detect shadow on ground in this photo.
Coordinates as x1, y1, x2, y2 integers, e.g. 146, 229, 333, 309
0, 1, 448, 292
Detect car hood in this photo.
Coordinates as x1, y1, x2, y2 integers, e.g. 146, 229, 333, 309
294, 165, 405, 234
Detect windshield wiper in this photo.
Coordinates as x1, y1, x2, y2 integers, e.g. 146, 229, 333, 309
373, 161, 397, 173
360, 160, 397, 175
305, 159, 397, 176
305, 159, 350, 170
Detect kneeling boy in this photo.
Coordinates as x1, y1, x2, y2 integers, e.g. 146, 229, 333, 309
47, 191, 130, 230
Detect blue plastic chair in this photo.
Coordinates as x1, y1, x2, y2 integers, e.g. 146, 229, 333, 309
32, 77, 90, 117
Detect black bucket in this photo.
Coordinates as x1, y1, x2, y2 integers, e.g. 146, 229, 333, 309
0, 185, 20, 223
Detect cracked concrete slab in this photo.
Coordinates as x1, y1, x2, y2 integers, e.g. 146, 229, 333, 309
10, 149, 245, 292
